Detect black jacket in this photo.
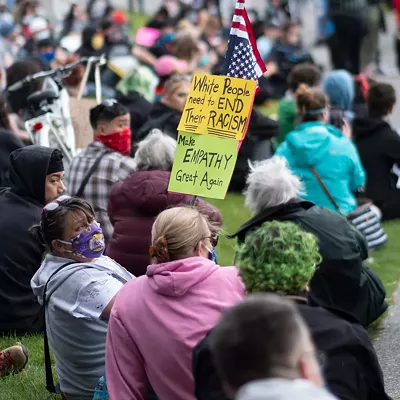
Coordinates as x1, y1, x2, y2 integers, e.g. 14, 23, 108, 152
229, 110, 278, 192
230, 200, 387, 326
135, 101, 182, 144
115, 90, 153, 137
0, 130, 24, 187
353, 117, 400, 203
193, 299, 390, 400
0, 146, 58, 334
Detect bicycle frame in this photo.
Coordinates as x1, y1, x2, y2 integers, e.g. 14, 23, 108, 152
21, 55, 106, 162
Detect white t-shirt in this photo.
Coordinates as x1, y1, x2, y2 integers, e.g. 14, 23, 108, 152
31, 254, 134, 399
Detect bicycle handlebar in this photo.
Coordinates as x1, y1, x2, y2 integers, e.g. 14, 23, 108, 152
7, 55, 107, 92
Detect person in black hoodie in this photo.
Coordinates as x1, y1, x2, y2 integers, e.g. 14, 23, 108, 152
193, 221, 390, 400
0, 146, 65, 334
229, 157, 387, 328
353, 82, 400, 220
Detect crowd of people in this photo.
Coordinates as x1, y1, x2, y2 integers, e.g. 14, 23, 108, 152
0, 0, 400, 400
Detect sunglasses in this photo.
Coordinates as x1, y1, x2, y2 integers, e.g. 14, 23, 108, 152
43, 195, 71, 212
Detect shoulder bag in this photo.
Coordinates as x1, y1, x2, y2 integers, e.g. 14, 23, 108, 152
75, 150, 111, 198
309, 166, 387, 251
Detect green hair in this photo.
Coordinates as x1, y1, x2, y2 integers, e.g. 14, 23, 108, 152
236, 221, 322, 295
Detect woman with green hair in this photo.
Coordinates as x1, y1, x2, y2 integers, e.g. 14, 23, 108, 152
193, 221, 390, 400
236, 220, 321, 296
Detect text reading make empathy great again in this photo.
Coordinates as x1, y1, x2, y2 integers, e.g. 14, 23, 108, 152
178, 74, 256, 141
168, 132, 238, 199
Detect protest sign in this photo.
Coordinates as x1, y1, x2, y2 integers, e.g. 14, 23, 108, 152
178, 74, 257, 140
168, 131, 238, 199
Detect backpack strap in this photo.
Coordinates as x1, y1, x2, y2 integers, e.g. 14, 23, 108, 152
309, 166, 344, 215
75, 150, 111, 198
43, 261, 75, 394
42, 261, 130, 393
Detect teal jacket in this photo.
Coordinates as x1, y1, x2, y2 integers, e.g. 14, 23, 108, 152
276, 122, 366, 214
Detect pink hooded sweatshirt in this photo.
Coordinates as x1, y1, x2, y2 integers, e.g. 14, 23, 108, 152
106, 257, 245, 400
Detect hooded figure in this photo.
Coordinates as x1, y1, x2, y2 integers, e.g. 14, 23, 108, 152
323, 70, 355, 122
0, 146, 65, 334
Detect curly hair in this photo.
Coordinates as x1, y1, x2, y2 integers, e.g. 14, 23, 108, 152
236, 221, 321, 295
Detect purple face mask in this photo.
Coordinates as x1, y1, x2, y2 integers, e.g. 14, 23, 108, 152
59, 222, 105, 259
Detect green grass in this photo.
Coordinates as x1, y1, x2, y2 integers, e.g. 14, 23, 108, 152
1, 194, 399, 399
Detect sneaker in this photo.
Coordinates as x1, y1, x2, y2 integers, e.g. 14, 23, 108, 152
0, 343, 29, 377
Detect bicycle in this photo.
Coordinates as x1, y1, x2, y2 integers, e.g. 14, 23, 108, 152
7, 55, 107, 165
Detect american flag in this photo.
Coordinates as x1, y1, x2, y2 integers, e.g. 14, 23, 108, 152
222, 0, 266, 84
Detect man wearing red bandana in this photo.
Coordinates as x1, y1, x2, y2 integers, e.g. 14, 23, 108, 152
67, 100, 136, 245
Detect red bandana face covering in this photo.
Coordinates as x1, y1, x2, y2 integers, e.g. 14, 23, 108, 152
95, 128, 132, 155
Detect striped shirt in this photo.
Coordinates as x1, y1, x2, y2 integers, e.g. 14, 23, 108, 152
66, 141, 136, 245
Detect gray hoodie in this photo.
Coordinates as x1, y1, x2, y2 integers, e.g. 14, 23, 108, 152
237, 379, 338, 400
31, 254, 133, 399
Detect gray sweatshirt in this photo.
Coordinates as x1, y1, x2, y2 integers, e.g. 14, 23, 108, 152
237, 379, 338, 400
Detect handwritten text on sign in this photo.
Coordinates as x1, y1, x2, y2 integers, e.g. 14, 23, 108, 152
178, 74, 256, 140
168, 132, 238, 199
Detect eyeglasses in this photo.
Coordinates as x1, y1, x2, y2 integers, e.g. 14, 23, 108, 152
201, 233, 219, 248
210, 233, 219, 248
43, 195, 71, 212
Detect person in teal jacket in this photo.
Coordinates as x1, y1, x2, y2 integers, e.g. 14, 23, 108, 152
276, 84, 366, 215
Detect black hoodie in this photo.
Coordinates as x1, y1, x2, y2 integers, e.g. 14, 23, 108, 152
135, 101, 182, 145
353, 117, 400, 202
115, 90, 152, 136
0, 146, 59, 334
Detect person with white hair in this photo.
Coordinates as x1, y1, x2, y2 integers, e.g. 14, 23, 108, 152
106, 130, 222, 276
229, 156, 387, 328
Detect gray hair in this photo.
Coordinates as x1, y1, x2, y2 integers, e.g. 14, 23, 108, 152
134, 130, 177, 171
244, 156, 303, 216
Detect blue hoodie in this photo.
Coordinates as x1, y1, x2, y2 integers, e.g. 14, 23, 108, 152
323, 70, 355, 122
276, 122, 366, 214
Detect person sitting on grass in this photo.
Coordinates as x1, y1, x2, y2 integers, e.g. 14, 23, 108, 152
0, 146, 66, 335
277, 62, 321, 145
193, 221, 390, 400
276, 84, 365, 215
209, 294, 336, 400
353, 82, 400, 221
229, 156, 386, 327
106, 206, 244, 400
30, 196, 133, 400
322, 70, 355, 125
67, 100, 136, 246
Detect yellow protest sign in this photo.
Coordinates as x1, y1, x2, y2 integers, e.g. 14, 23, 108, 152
178, 74, 257, 140
168, 132, 238, 199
